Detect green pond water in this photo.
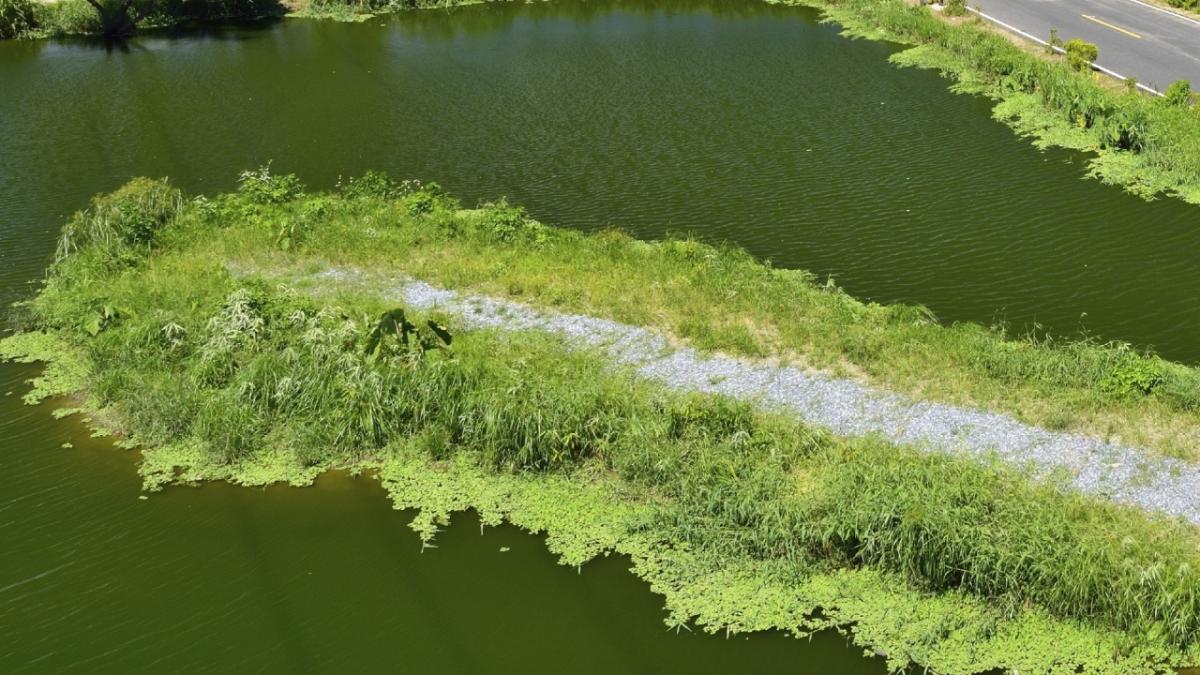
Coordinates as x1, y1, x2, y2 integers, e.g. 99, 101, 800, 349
0, 0, 1197, 670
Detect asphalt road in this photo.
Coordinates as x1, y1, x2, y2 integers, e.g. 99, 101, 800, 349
974, 0, 1200, 93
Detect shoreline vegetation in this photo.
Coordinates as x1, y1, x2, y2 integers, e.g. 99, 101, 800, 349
6, 172, 1200, 672
806, 0, 1200, 205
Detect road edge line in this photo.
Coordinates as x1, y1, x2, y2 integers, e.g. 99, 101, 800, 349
965, 6, 1165, 96
1121, 0, 1200, 29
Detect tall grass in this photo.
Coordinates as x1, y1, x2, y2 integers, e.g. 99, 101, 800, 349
46, 173, 1200, 460
54, 177, 183, 266
791, 446, 1200, 647
272, 177, 1200, 458
13, 173, 1200, 657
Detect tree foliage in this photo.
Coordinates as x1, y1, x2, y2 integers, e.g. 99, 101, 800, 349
0, 0, 35, 38
1164, 79, 1193, 108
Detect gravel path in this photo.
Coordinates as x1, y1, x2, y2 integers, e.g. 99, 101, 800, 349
304, 267, 1200, 524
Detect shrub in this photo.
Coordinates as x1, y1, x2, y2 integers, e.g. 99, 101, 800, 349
20, 0, 280, 37
474, 199, 545, 243
1164, 79, 1193, 107
1064, 38, 1099, 72
942, 0, 966, 18
338, 170, 404, 200
1103, 354, 1166, 398
32, 0, 100, 35
237, 165, 305, 205
276, 195, 337, 251
399, 182, 446, 216
55, 177, 182, 267
177, 0, 281, 21
0, 0, 36, 38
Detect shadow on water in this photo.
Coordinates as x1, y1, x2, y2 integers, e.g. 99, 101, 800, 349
153, 14, 288, 41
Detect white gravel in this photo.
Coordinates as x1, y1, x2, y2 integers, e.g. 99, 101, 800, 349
310, 267, 1200, 524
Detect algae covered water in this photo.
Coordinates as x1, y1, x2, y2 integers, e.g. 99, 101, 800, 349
1, 0, 1198, 362
1, 0, 1197, 670
0, 364, 885, 672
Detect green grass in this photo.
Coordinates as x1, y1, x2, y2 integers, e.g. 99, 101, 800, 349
30, 172, 1200, 464
146, 171, 1200, 459
26, 0, 101, 37
7, 173, 1200, 672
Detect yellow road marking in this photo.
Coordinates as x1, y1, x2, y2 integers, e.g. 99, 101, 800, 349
1081, 14, 1143, 39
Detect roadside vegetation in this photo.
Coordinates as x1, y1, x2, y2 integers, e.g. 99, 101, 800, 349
1063, 38, 1099, 73
5, 173, 1200, 673
794, 0, 1200, 204
1165, 0, 1199, 13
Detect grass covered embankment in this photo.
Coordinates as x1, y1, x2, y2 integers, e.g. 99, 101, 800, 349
6, 172, 1200, 673
784, 0, 1200, 203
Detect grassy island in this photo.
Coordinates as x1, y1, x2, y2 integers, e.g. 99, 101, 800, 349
5, 171, 1200, 673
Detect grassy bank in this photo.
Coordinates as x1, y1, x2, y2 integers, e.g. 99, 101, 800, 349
6, 174, 1200, 672
20, 170, 1200, 456
783, 0, 1200, 203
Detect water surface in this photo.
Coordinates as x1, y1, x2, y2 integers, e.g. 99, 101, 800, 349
1, 0, 1198, 670
0, 360, 883, 672
1, 0, 1197, 359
